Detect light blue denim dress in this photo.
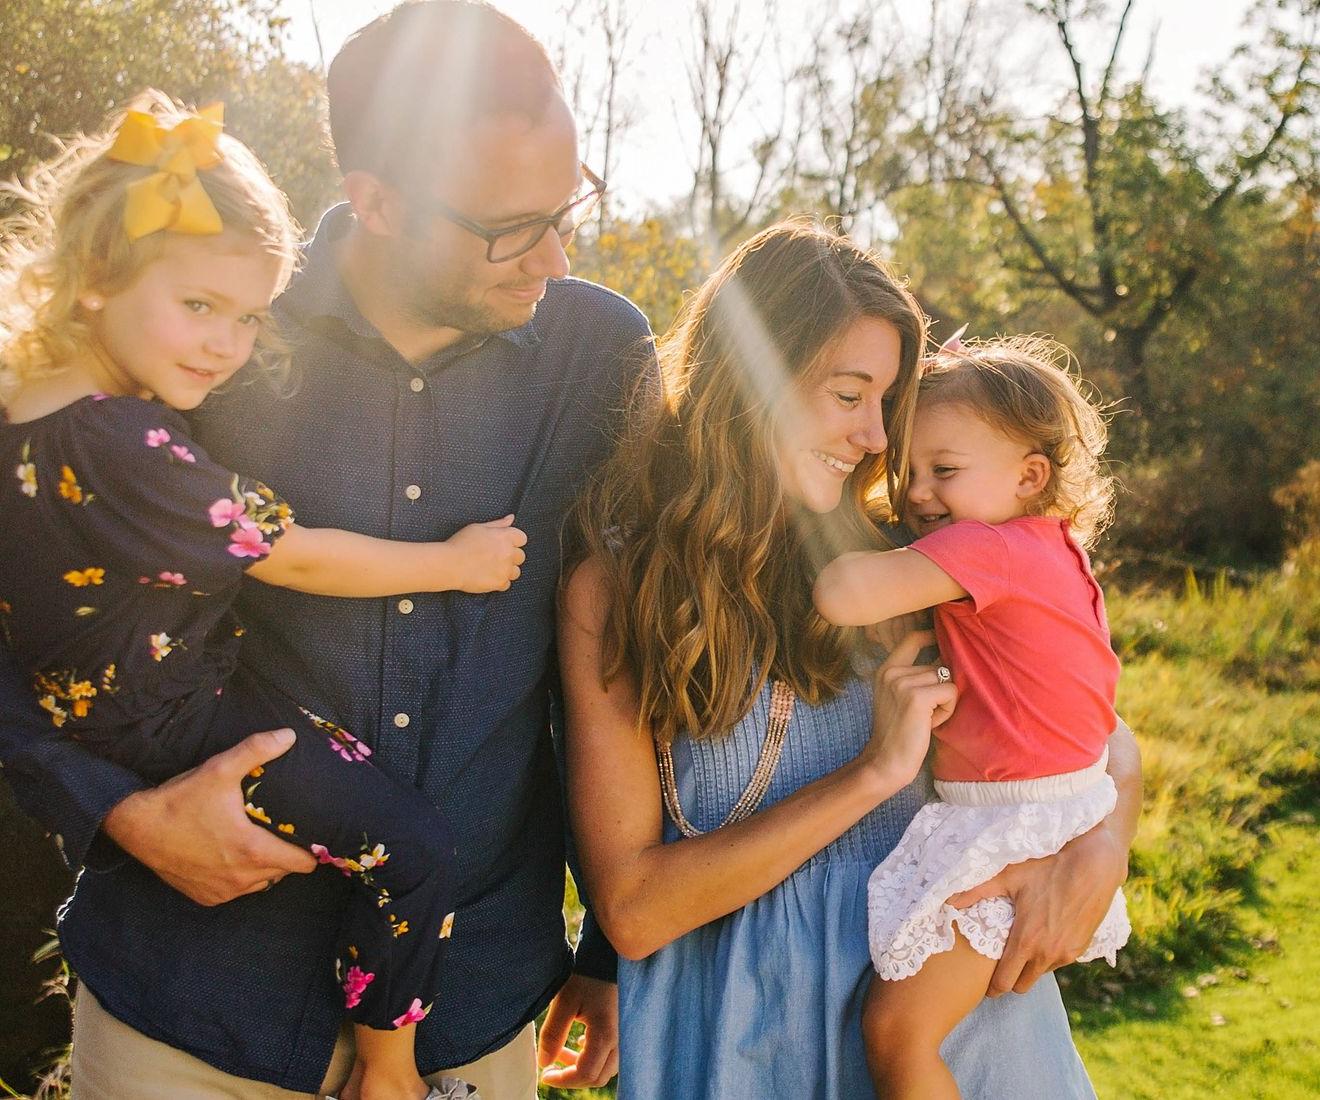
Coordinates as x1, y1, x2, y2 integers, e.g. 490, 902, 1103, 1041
617, 676, 1098, 1100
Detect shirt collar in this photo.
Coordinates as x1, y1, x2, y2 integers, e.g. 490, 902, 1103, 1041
280, 203, 543, 355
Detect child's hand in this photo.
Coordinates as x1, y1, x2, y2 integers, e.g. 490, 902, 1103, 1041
445, 514, 528, 593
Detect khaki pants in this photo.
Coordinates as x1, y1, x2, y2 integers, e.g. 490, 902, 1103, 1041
71, 987, 539, 1100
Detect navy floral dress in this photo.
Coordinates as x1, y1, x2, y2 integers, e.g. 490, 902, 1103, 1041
0, 394, 454, 1030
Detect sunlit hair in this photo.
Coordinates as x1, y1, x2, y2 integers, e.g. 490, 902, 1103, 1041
0, 89, 300, 402
911, 335, 1115, 548
327, 0, 562, 190
570, 220, 927, 746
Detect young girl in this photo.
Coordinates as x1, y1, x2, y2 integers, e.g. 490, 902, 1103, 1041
813, 335, 1131, 1099
0, 96, 510, 1100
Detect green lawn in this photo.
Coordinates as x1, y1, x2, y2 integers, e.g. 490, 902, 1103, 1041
1074, 813, 1320, 1097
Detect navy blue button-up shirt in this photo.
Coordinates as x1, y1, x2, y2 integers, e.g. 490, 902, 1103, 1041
0, 205, 652, 1090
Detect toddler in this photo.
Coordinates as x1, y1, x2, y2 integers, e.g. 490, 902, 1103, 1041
814, 334, 1130, 1099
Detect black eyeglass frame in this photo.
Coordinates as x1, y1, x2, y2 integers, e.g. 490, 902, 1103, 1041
414, 164, 607, 263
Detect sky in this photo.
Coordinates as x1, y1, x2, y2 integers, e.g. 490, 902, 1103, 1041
277, 0, 1261, 216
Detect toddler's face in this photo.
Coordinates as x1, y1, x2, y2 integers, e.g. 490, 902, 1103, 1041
905, 401, 1047, 535
82, 232, 282, 410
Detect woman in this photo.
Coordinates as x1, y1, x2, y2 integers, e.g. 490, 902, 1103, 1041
559, 221, 1138, 1098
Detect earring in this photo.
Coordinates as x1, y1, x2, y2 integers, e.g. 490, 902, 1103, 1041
81, 294, 104, 311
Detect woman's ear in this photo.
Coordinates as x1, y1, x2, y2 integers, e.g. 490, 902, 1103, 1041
1017, 452, 1052, 502
342, 170, 404, 238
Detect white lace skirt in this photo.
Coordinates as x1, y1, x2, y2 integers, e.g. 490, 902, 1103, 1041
867, 750, 1130, 980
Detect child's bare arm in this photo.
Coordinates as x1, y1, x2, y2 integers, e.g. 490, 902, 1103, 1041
814, 548, 966, 626
247, 515, 526, 597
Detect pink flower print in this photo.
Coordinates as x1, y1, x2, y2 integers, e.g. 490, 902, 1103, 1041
158, 571, 187, 586
227, 525, 272, 558
342, 965, 375, 1010
169, 444, 196, 463
144, 429, 171, 448
209, 498, 247, 527
392, 998, 431, 1028
311, 843, 354, 876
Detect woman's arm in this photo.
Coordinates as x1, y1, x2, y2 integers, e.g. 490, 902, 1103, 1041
246, 515, 527, 597
561, 558, 954, 961
814, 548, 966, 626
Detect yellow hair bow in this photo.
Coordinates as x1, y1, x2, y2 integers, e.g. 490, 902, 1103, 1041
107, 103, 225, 240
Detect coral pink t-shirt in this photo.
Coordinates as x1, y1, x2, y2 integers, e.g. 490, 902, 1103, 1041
908, 516, 1119, 783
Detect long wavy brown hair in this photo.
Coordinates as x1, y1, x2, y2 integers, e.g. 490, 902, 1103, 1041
569, 220, 927, 746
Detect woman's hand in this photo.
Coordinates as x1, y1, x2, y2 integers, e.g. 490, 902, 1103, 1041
945, 722, 1143, 995
861, 630, 956, 788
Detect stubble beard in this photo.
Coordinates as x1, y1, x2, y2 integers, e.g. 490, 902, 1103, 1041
405, 271, 535, 339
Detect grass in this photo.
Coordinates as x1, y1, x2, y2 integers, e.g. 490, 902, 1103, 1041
1074, 814, 1320, 1097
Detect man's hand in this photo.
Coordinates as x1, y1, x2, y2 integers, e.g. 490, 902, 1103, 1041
101, 729, 317, 905
945, 820, 1129, 997
537, 973, 619, 1089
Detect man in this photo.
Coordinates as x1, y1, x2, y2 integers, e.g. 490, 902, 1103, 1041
0, 3, 647, 1095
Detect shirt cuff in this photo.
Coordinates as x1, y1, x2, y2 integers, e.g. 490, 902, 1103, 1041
11, 747, 147, 870
572, 907, 618, 983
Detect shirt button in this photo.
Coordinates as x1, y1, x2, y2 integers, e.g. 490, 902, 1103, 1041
393, 712, 410, 728
409, 377, 425, 393
397, 598, 414, 614
404, 484, 422, 501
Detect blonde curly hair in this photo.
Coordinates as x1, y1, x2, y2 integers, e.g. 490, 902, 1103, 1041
909, 334, 1115, 548
0, 89, 300, 402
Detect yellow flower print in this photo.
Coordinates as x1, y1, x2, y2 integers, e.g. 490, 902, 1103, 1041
439, 912, 455, 940
248, 765, 265, 779
58, 465, 92, 505
63, 567, 106, 587
0, 599, 10, 615
245, 802, 272, 825
277, 823, 295, 834
149, 632, 182, 661
355, 843, 389, 871
38, 695, 68, 727
388, 914, 410, 938
32, 666, 110, 726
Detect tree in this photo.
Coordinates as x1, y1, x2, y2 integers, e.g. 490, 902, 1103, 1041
0, 0, 337, 229
681, 0, 801, 245
936, 0, 1319, 426
550, 0, 640, 228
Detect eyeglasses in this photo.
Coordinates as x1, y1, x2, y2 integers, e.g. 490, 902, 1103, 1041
415, 164, 606, 263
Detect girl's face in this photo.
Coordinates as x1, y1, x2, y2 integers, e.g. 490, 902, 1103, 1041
82, 232, 283, 410
905, 400, 1050, 535
774, 316, 901, 514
